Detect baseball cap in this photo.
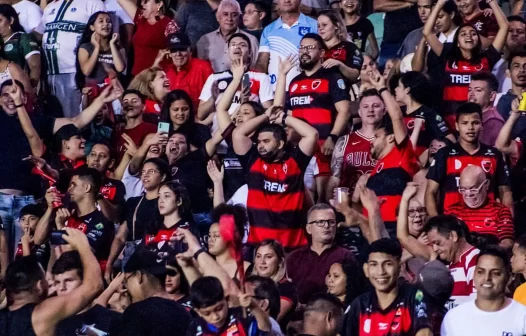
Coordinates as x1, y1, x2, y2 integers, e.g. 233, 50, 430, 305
408, 258, 454, 303
167, 32, 191, 51
19, 204, 45, 219
55, 124, 82, 142
122, 246, 167, 275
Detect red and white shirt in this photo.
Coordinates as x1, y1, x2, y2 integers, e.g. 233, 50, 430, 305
448, 246, 480, 310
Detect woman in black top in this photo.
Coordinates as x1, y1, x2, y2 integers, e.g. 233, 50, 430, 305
317, 10, 362, 83
75, 12, 126, 90
165, 259, 192, 311
326, 259, 366, 314
160, 90, 211, 149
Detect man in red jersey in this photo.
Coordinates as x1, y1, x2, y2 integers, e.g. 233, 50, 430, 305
455, 0, 498, 46
425, 103, 512, 217
232, 105, 318, 250
326, 88, 384, 200
423, 215, 479, 310
363, 71, 420, 237
445, 165, 514, 250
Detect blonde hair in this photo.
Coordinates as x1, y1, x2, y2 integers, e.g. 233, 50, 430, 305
251, 239, 289, 283
318, 9, 349, 42
127, 66, 162, 101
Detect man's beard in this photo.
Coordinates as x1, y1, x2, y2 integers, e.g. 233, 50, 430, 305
260, 149, 281, 162
300, 59, 316, 71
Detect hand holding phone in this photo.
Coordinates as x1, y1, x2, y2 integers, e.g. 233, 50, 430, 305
50, 230, 68, 245
158, 122, 170, 134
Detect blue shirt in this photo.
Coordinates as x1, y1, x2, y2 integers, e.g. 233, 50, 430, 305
259, 13, 318, 90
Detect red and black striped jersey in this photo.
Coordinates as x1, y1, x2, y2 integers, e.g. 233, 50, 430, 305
438, 44, 501, 128
343, 284, 433, 336
426, 143, 510, 213
445, 200, 514, 242
366, 137, 420, 227
325, 41, 363, 74
288, 68, 350, 142
404, 106, 450, 157
341, 131, 376, 191
238, 146, 311, 249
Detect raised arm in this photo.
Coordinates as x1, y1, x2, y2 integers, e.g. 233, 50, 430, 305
216, 59, 244, 132
369, 71, 407, 143
495, 98, 521, 156
104, 222, 128, 283
273, 55, 298, 108
397, 183, 433, 259
116, 0, 138, 20
425, 179, 440, 217
129, 133, 167, 175
33, 229, 103, 335
207, 160, 225, 206
232, 108, 276, 155
373, 0, 414, 12
279, 112, 319, 156
367, 33, 380, 60
411, 38, 428, 72
326, 136, 346, 201
422, 0, 445, 56
110, 34, 126, 73
489, 0, 510, 52
78, 38, 101, 76
360, 187, 389, 243
33, 190, 60, 245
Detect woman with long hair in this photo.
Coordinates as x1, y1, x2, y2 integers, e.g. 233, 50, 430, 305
422, 0, 508, 129
325, 259, 365, 313
117, 0, 179, 75
75, 11, 126, 90
128, 66, 170, 121
252, 239, 297, 325
160, 90, 211, 149
317, 9, 361, 83
165, 258, 192, 309
0, 4, 40, 88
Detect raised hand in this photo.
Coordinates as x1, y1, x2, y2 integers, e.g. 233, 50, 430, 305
264, 105, 283, 123
62, 227, 90, 252
231, 58, 245, 80
402, 182, 419, 201
55, 208, 71, 228
207, 160, 224, 183
369, 70, 386, 91
45, 188, 62, 208
238, 293, 256, 309
278, 54, 299, 75
322, 58, 343, 69
91, 33, 101, 48
8, 82, 23, 106
121, 133, 138, 156
153, 49, 170, 67
359, 187, 382, 211
110, 33, 119, 46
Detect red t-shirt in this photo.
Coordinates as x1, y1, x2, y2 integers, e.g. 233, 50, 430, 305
463, 12, 498, 38
111, 122, 157, 163
165, 58, 213, 112
132, 12, 178, 75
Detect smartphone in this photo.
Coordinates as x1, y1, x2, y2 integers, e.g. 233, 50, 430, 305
242, 73, 251, 90
158, 122, 170, 134
50, 230, 68, 245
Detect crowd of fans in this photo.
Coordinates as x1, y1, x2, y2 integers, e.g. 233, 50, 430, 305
0, 0, 526, 334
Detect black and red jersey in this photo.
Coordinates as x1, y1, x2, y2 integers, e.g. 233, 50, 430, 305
238, 146, 311, 249
341, 131, 376, 191
143, 219, 201, 257
100, 177, 125, 206
463, 12, 498, 38
426, 142, 510, 212
187, 308, 263, 336
439, 44, 501, 128
15, 241, 50, 269
288, 68, 350, 142
325, 41, 363, 75
65, 209, 114, 268
366, 137, 419, 231
343, 284, 433, 336
404, 106, 450, 157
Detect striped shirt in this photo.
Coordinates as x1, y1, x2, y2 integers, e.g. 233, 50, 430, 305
445, 200, 514, 242
447, 246, 479, 311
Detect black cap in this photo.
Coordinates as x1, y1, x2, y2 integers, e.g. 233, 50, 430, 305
167, 32, 191, 51
55, 124, 82, 142
122, 246, 167, 275
19, 204, 45, 219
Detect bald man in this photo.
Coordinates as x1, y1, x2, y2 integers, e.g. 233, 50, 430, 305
445, 165, 514, 250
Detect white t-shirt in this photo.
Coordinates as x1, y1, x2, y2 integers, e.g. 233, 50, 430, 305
103, 0, 133, 34
441, 299, 526, 336
37, 0, 106, 75
122, 164, 144, 200
13, 0, 42, 33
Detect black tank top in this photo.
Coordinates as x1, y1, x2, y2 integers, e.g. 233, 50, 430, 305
0, 304, 37, 336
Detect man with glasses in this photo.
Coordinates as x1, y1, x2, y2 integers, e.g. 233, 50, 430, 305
445, 165, 514, 250
286, 203, 359, 304
426, 103, 512, 217
196, 0, 259, 73
243, 0, 269, 41
155, 32, 213, 112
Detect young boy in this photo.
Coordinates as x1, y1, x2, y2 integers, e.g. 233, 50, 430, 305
187, 276, 271, 336
512, 235, 526, 305
15, 204, 50, 268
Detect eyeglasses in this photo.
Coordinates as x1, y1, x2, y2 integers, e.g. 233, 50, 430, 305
299, 45, 319, 52
458, 180, 488, 194
141, 169, 160, 176
123, 271, 136, 285
408, 207, 426, 218
308, 219, 337, 227
244, 9, 262, 15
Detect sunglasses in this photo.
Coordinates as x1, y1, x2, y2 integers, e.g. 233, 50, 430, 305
166, 269, 178, 277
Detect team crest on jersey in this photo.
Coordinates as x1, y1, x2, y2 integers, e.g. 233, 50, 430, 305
312, 80, 321, 90
171, 166, 178, 175
4, 44, 13, 52
299, 27, 310, 36
376, 162, 384, 173
481, 160, 492, 172
263, 164, 267, 171
218, 80, 228, 90
451, 62, 458, 70
71, 7, 77, 12
291, 84, 298, 92
407, 119, 415, 129
337, 79, 346, 90
283, 163, 287, 174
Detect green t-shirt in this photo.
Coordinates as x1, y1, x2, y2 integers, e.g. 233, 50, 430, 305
3, 31, 40, 70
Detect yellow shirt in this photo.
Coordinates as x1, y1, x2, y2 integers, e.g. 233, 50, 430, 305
513, 282, 526, 305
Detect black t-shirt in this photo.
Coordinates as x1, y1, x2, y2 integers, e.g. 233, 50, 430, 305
114, 297, 191, 336
79, 42, 120, 84
346, 17, 374, 52
170, 148, 213, 213
56, 304, 122, 336
383, 7, 422, 44
0, 304, 37, 336
124, 195, 159, 242
404, 105, 450, 155
222, 135, 249, 201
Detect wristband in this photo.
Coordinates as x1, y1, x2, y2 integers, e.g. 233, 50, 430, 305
378, 87, 388, 95
193, 247, 207, 259
328, 133, 338, 143
15, 103, 24, 108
